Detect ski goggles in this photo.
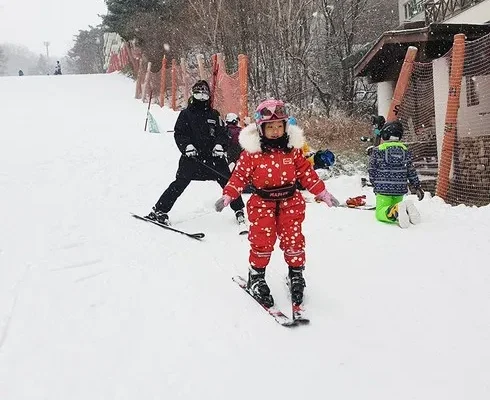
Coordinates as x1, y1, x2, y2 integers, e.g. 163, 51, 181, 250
193, 92, 210, 101
255, 104, 288, 121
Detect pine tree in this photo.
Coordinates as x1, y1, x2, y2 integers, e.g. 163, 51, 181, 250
102, 0, 188, 66
68, 26, 105, 74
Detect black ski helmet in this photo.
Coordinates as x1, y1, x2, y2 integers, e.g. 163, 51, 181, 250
380, 120, 403, 141
192, 80, 210, 93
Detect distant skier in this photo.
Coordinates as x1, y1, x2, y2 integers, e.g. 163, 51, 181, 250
224, 112, 242, 167
18, 70, 24, 76
54, 61, 62, 75
214, 99, 339, 307
368, 120, 424, 228
146, 80, 246, 227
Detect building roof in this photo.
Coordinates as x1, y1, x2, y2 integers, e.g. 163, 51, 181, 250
353, 23, 490, 83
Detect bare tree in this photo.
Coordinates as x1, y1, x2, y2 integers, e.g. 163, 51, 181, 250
102, 0, 398, 114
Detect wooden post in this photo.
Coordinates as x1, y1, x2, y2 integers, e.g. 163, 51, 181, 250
196, 54, 206, 80
135, 58, 145, 99
436, 34, 466, 201
141, 62, 152, 103
216, 53, 225, 72
159, 56, 167, 107
181, 57, 189, 101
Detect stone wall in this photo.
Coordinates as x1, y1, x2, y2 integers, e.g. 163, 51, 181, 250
449, 135, 490, 206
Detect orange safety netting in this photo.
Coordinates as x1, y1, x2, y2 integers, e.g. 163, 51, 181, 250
107, 43, 140, 74
397, 60, 439, 196
210, 56, 241, 120
137, 54, 248, 125
397, 32, 490, 206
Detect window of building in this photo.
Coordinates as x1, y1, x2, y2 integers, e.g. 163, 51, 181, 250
404, 0, 424, 20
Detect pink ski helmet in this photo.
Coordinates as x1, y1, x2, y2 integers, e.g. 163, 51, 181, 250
254, 99, 289, 135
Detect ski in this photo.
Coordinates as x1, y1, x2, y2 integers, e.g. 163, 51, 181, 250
232, 275, 296, 327
131, 213, 205, 240
338, 204, 376, 211
292, 303, 310, 325
285, 277, 310, 324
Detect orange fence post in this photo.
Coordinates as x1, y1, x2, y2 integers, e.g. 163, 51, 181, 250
386, 46, 418, 122
171, 59, 177, 111
238, 54, 248, 127
160, 56, 167, 107
436, 34, 466, 201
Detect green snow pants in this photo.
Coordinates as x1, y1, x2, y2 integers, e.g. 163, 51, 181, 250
375, 194, 404, 223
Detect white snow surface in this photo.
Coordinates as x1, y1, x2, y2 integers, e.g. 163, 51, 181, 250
1, 73, 490, 399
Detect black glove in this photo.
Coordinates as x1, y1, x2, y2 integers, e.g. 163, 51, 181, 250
415, 187, 424, 201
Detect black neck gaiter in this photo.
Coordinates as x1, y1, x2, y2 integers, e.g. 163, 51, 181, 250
261, 134, 290, 153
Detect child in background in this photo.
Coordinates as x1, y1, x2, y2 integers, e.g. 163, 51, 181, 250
224, 112, 242, 167
368, 120, 424, 228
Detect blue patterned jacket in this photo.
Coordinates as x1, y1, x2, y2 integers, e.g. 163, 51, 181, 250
368, 141, 420, 196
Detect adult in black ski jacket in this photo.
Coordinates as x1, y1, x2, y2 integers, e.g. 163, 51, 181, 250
147, 80, 245, 226
173, 96, 230, 181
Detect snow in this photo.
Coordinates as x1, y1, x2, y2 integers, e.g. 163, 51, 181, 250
1, 73, 490, 399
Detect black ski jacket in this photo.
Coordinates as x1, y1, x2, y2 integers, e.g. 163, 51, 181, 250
173, 98, 230, 181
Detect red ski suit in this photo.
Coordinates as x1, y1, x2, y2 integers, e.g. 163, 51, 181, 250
223, 124, 325, 269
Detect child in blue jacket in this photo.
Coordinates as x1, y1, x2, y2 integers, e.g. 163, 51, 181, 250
368, 120, 424, 228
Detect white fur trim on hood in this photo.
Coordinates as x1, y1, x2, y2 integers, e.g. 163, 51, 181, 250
238, 123, 305, 154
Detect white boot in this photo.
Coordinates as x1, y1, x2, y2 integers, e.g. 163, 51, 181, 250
397, 201, 410, 229
405, 200, 421, 225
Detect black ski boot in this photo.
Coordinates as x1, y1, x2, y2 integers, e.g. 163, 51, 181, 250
235, 209, 248, 235
146, 207, 170, 225
288, 266, 306, 305
235, 209, 246, 224
247, 267, 274, 307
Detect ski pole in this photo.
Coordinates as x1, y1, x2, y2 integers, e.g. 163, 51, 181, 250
193, 158, 231, 181
193, 158, 256, 195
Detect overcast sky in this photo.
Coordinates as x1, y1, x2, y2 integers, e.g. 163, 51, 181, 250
0, 0, 107, 57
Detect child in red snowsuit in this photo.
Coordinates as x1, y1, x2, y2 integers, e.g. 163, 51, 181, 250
215, 99, 339, 307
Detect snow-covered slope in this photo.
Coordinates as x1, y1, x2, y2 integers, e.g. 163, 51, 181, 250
0, 73, 489, 399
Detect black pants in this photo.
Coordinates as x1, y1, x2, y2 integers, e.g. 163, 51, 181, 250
154, 176, 245, 213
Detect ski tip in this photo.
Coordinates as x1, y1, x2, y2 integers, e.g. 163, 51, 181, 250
232, 275, 247, 287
